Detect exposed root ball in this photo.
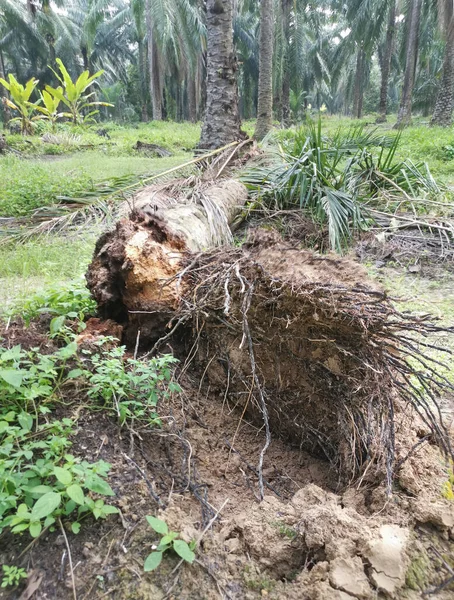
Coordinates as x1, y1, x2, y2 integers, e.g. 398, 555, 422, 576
178, 231, 453, 487
87, 212, 453, 489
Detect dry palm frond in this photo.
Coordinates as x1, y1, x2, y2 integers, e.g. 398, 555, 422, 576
0, 141, 244, 244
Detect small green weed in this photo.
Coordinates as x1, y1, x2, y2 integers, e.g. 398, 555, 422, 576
84, 346, 181, 427
442, 464, 454, 501
271, 520, 297, 540
144, 516, 196, 571
1, 565, 28, 589
0, 343, 118, 537
12, 280, 96, 326
442, 145, 454, 161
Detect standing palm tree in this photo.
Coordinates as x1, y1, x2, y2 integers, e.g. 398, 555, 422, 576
395, 0, 423, 128
255, 0, 274, 139
431, 0, 454, 126
145, 0, 162, 120
199, 0, 242, 149
376, 0, 396, 122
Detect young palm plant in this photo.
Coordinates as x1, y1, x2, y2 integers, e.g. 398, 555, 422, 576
244, 117, 442, 252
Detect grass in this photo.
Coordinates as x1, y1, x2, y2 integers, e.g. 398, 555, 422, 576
276, 113, 454, 186
0, 121, 199, 217
0, 236, 96, 312
365, 263, 454, 385
5, 120, 200, 157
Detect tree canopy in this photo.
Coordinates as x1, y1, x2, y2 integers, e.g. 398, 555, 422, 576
1, 0, 453, 126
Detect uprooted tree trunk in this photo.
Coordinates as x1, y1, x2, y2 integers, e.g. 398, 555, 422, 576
87, 184, 454, 493
87, 179, 248, 338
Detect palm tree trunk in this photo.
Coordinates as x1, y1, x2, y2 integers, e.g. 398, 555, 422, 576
394, 0, 422, 128
353, 46, 366, 119
431, 21, 454, 126
281, 0, 291, 125
199, 0, 242, 149
0, 50, 11, 129
254, 0, 274, 140
146, 0, 162, 121
377, 0, 396, 123
187, 75, 197, 122
81, 46, 90, 71
138, 38, 149, 122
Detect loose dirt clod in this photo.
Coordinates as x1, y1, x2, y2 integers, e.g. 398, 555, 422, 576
364, 525, 410, 596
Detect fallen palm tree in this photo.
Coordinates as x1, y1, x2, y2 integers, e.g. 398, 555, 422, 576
86, 178, 454, 497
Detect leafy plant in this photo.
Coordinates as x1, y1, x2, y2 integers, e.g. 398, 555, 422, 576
0, 75, 39, 134
13, 280, 96, 326
144, 516, 196, 571
244, 116, 442, 252
46, 58, 113, 125
1, 565, 27, 589
0, 343, 118, 537
85, 347, 181, 427
35, 89, 63, 130
4, 456, 118, 537
442, 144, 454, 161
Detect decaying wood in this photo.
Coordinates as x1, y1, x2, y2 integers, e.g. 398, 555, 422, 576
133, 140, 172, 157
87, 178, 248, 333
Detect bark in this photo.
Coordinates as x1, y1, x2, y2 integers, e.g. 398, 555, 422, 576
138, 38, 149, 122
394, 0, 422, 129
81, 46, 90, 72
146, 0, 163, 121
199, 0, 242, 149
86, 179, 248, 337
377, 0, 397, 123
187, 75, 197, 123
0, 50, 11, 129
352, 47, 366, 119
431, 20, 454, 126
281, 0, 291, 125
254, 0, 274, 141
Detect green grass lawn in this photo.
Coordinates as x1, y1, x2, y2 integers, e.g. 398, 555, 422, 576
0, 121, 200, 217
0, 235, 96, 312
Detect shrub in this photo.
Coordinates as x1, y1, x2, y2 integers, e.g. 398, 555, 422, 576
0, 343, 118, 538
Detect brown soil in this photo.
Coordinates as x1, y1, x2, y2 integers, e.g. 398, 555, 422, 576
1, 342, 453, 600
2, 232, 454, 599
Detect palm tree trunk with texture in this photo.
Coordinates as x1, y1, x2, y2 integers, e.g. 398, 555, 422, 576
199, 0, 242, 149
255, 0, 274, 140
377, 0, 396, 122
394, 0, 422, 128
431, 20, 454, 126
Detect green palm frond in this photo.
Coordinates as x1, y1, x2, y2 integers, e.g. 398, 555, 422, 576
243, 117, 443, 253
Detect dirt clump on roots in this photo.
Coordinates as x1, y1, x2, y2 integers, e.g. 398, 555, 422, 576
159, 229, 452, 491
